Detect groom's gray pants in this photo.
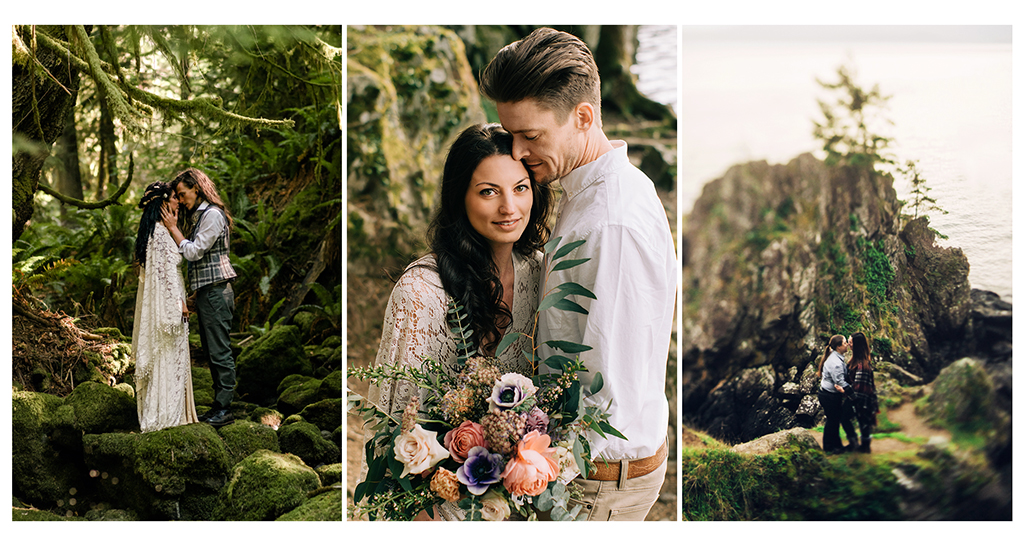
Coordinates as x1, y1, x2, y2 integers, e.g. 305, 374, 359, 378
196, 282, 235, 409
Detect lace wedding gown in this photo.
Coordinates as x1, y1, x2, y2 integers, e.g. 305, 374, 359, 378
363, 251, 542, 520
132, 223, 199, 433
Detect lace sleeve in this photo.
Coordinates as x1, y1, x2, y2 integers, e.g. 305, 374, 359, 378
366, 262, 455, 419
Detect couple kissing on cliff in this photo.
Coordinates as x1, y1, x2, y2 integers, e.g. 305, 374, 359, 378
816, 332, 879, 454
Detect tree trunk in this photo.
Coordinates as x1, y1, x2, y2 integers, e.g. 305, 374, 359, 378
97, 93, 119, 199
594, 25, 674, 121
12, 25, 86, 241
53, 108, 84, 226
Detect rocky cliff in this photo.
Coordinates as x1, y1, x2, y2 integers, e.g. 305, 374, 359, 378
681, 153, 996, 443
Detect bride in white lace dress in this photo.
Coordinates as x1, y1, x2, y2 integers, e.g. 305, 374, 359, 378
132, 182, 199, 433
362, 124, 554, 520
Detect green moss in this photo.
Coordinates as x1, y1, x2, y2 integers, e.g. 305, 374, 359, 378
191, 366, 215, 407
680, 442, 902, 520
236, 324, 312, 405
63, 381, 138, 433
315, 463, 344, 486
218, 450, 321, 521
218, 420, 281, 466
298, 398, 342, 432
278, 420, 340, 468
277, 377, 323, 415
276, 487, 345, 520
922, 358, 994, 435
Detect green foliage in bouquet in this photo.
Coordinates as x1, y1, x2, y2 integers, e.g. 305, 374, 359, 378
347, 237, 624, 521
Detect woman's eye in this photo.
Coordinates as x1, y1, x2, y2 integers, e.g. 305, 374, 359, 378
515, 184, 530, 193
480, 188, 496, 196
524, 134, 538, 141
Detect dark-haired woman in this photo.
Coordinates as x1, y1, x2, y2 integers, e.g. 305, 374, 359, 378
133, 182, 199, 433
363, 123, 553, 520
847, 332, 878, 453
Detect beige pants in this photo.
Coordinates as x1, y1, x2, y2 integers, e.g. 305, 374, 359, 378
568, 458, 667, 521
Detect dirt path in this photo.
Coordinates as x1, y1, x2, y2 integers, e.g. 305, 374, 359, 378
681, 403, 951, 454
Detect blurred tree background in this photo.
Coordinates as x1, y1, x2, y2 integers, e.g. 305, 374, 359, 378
12, 25, 342, 394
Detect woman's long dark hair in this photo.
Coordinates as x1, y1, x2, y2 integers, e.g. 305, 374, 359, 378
849, 332, 871, 370
170, 167, 233, 228
425, 123, 553, 355
135, 181, 174, 266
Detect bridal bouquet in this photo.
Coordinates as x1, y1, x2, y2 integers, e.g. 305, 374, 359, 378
348, 238, 623, 521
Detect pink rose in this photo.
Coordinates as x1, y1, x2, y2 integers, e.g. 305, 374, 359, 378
443, 420, 488, 463
394, 424, 449, 478
501, 431, 560, 497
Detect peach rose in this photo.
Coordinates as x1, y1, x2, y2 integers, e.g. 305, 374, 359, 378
430, 467, 461, 504
394, 424, 450, 478
443, 420, 488, 463
501, 430, 560, 496
480, 489, 512, 521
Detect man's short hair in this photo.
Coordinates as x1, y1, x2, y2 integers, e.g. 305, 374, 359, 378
479, 27, 601, 123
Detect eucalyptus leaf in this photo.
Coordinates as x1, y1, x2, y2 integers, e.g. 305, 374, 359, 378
551, 238, 587, 261
552, 281, 597, 300
495, 331, 522, 357
537, 291, 564, 312
535, 489, 554, 511
552, 298, 589, 315
551, 257, 591, 272
543, 236, 563, 255
590, 371, 604, 395
543, 340, 592, 354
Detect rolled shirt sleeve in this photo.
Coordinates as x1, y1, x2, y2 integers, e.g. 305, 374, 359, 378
178, 203, 226, 262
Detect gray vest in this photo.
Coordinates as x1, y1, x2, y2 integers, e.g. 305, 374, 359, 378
187, 205, 237, 291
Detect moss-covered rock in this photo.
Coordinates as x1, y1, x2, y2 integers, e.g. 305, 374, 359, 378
278, 377, 323, 415
277, 373, 314, 396
298, 398, 342, 433
63, 381, 138, 433
278, 420, 340, 468
218, 450, 321, 521
275, 487, 345, 520
317, 369, 343, 400
922, 357, 997, 434
236, 325, 312, 405
218, 419, 281, 466
12, 507, 77, 521
12, 390, 84, 507
191, 366, 215, 408
250, 406, 284, 429
83, 423, 232, 520
315, 463, 344, 486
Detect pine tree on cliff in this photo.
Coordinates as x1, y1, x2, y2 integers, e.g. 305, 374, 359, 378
898, 159, 949, 223
812, 63, 893, 170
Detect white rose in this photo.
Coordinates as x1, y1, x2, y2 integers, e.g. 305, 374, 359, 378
480, 489, 512, 521
554, 441, 581, 484
394, 424, 449, 478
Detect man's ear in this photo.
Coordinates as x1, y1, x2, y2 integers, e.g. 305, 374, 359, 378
574, 102, 596, 131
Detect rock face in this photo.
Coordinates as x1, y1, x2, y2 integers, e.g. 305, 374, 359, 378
682, 154, 978, 443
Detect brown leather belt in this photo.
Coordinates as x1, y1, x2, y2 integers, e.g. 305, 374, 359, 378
587, 441, 668, 481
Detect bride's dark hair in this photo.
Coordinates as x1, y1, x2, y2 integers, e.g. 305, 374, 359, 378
135, 181, 174, 266
849, 332, 871, 370
424, 123, 553, 355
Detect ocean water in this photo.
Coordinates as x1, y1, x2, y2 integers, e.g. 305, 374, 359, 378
679, 37, 1012, 302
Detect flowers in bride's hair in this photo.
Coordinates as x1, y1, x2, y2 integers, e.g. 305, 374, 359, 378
487, 373, 537, 412
394, 424, 449, 478
456, 446, 505, 495
553, 439, 581, 484
481, 409, 526, 456
430, 467, 461, 504
479, 489, 512, 522
523, 407, 549, 435
502, 431, 560, 497
444, 420, 488, 463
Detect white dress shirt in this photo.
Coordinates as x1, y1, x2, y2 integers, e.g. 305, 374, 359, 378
537, 141, 677, 461
177, 201, 226, 261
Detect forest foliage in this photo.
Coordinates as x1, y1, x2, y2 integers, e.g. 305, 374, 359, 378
13, 25, 342, 363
